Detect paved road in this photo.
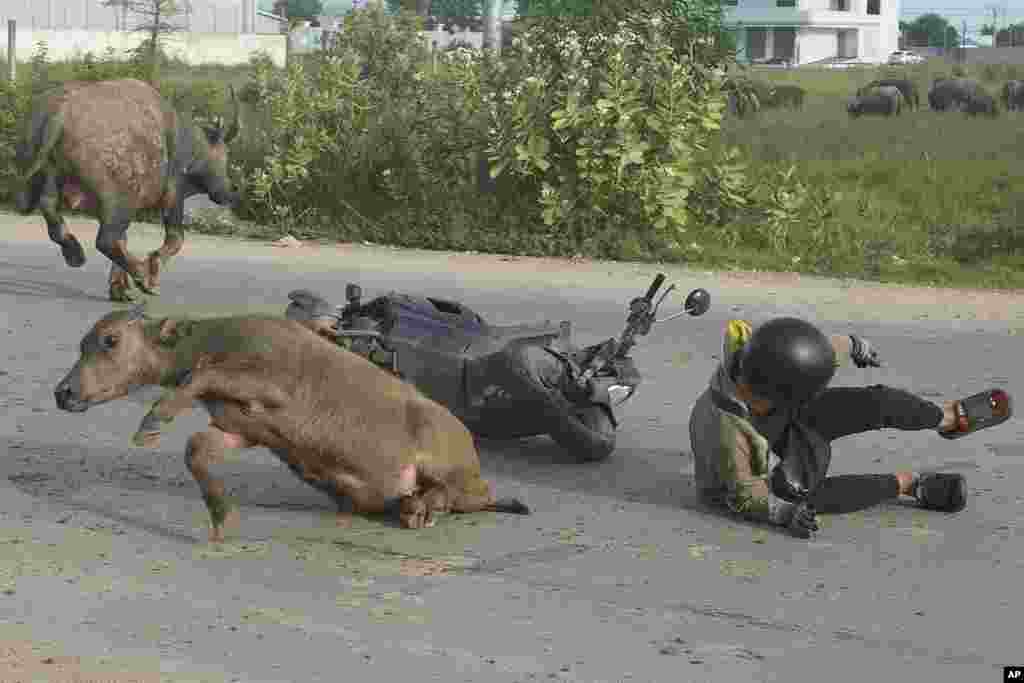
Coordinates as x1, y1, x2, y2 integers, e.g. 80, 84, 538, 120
1, 216, 1023, 683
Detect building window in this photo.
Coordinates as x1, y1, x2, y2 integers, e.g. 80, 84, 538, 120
830, 0, 849, 10
867, 0, 879, 14
777, 0, 796, 6
723, 0, 738, 5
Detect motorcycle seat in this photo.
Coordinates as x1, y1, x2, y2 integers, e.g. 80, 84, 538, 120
486, 321, 563, 341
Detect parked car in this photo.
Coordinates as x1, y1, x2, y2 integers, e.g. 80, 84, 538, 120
751, 56, 793, 68
888, 50, 925, 65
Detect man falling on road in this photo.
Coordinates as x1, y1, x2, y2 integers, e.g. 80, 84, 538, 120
689, 317, 1013, 539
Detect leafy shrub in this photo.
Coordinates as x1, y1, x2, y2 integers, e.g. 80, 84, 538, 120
485, 16, 810, 258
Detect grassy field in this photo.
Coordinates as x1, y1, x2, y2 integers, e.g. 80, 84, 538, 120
4, 55, 1024, 291
708, 60, 1024, 290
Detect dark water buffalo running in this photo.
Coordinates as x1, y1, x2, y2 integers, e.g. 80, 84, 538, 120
856, 78, 920, 110
14, 78, 240, 302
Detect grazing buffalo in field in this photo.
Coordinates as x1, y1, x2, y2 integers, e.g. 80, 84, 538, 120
964, 90, 999, 117
928, 78, 985, 111
14, 78, 240, 302
766, 84, 806, 109
1001, 80, 1024, 111
847, 90, 902, 118
857, 78, 920, 110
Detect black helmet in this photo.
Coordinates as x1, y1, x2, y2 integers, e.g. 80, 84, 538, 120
738, 317, 836, 407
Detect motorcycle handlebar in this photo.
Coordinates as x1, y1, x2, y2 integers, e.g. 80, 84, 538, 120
644, 273, 666, 302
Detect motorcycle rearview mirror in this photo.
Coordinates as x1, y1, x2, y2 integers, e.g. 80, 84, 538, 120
654, 288, 712, 324
345, 283, 362, 304
684, 288, 711, 316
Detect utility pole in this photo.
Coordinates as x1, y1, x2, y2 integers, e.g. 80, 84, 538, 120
962, 19, 967, 64
7, 20, 15, 83
985, 3, 999, 44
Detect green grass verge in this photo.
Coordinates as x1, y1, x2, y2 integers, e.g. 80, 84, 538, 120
5, 59, 1024, 292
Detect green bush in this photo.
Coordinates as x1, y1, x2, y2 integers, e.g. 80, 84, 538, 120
485, 16, 815, 259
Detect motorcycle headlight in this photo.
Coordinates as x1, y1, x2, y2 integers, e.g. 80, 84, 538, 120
608, 384, 634, 407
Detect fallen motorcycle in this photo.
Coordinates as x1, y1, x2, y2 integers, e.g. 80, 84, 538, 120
285, 274, 711, 462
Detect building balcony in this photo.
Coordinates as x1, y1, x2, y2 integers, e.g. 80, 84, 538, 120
722, 7, 890, 27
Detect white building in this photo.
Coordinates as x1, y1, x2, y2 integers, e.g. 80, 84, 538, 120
722, 0, 900, 65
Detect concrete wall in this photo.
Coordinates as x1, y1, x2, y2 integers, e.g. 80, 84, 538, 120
288, 24, 485, 55
1, 0, 275, 34
1, 28, 287, 67
799, 27, 838, 63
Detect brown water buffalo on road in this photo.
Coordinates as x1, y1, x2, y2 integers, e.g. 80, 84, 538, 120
53, 308, 530, 542
14, 78, 240, 302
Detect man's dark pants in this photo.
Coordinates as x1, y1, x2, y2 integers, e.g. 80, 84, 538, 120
784, 385, 944, 514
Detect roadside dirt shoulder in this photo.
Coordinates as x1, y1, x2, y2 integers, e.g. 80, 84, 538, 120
4, 211, 1023, 325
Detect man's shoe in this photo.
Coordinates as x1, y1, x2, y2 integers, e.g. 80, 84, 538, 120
915, 472, 968, 513
940, 388, 1013, 440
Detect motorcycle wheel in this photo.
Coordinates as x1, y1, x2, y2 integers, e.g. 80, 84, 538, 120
549, 404, 617, 463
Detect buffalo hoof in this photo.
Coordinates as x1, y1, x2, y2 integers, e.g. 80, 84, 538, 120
109, 281, 138, 303
129, 270, 160, 297
61, 236, 87, 267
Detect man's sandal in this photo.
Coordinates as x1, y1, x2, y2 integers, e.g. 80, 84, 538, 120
939, 388, 1013, 440
915, 473, 968, 513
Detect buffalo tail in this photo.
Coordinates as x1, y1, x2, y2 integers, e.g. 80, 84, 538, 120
487, 498, 531, 515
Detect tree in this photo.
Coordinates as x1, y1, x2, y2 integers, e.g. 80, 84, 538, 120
274, 0, 325, 20
387, 0, 432, 15
980, 23, 994, 36
384, 0, 484, 20
104, 0, 189, 83
995, 22, 1024, 46
902, 13, 958, 48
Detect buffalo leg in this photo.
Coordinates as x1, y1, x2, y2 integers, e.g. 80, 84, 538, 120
38, 173, 86, 268
107, 264, 137, 303
185, 426, 252, 543
331, 463, 419, 528
399, 470, 451, 529
146, 200, 187, 294
94, 205, 154, 296
135, 367, 289, 444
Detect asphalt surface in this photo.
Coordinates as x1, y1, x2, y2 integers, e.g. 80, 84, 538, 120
1, 214, 1023, 683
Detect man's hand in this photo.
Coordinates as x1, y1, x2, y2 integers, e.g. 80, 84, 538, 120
768, 494, 820, 539
849, 335, 881, 368
786, 501, 819, 539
